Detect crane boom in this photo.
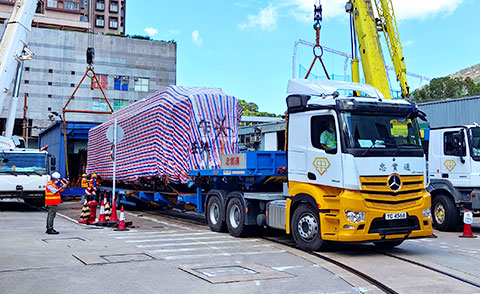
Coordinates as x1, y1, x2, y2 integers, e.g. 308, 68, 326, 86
347, 0, 391, 98
374, 0, 410, 97
347, 0, 410, 99
0, 0, 36, 137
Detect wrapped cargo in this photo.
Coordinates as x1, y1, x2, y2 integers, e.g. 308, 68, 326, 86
86, 86, 242, 183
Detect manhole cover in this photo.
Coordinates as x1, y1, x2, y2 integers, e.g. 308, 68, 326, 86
42, 237, 86, 243
100, 253, 155, 263
195, 266, 258, 278
181, 264, 294, 284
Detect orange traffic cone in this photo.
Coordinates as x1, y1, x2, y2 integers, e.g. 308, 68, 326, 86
114, 206, 129, 231
460, 209, 477, 238
95, 196, 107, 226
110, 197, 118, 222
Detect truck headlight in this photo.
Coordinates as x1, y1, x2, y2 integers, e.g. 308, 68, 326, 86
345, 210, 365, 223
423, 208, 431, 219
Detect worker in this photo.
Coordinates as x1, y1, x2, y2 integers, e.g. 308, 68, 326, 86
45, 172, 67, 234
319, 119, 336, 151
90, 173, 97, 188
80, 173, 89, 188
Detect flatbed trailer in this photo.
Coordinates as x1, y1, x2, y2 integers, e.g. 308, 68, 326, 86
99, 151, 287, 218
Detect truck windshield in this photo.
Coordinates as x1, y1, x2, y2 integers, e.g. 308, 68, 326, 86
470, 127, 480, 161
0, 152, 47, 175
340, 112, 423, 156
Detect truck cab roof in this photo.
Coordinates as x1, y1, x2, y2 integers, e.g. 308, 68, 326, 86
286, 79, 414, 113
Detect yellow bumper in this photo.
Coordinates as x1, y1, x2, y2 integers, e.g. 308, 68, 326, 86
320, 189, 433, 242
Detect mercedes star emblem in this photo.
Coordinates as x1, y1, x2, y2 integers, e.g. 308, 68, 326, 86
388, 174, 401, 192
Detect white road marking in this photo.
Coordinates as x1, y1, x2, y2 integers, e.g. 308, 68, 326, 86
271, 265, 302, 271
125, 212, 200, 231
136, 239, 258, 248
440, 245, 449, 249
118, 231, 220, 240
163, 250, 286, 260
126, 235, 234, 243
108, 230, 178, 237
150, 244, 272, 253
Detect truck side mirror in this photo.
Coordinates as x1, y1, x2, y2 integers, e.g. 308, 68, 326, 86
452, 132, 466, 163
49, 155, 56, 172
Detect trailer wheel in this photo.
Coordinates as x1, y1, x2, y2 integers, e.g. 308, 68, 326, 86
226, 197, 249, 237
291, 203, 327, 251
373, 240, 404, 249
432, 195, 459, 231
206, 196, 226, 232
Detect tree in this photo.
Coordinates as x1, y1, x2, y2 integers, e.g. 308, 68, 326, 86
238, 99, 280, 117
413, 77, 480, 102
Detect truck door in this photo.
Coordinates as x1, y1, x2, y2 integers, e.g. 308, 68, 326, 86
306, 111, 343, 188
442, 130, 471, 186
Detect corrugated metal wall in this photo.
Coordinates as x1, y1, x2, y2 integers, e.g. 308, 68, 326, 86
419, 96, 480, 128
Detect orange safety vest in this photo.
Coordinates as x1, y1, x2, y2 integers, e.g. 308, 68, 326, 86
81, 178, 89, 188
45, 181, 61, 206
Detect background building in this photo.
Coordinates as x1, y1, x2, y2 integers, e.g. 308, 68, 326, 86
0, 24, 176, 147
0, 0, 125, 34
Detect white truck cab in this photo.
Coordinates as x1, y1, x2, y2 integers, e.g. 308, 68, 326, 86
427, 125, 480, 231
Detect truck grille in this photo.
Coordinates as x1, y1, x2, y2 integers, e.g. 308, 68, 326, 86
368, 216, 420, 236
360, 175, 424, 209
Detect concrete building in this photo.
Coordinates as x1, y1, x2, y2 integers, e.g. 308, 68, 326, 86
0, 24, 176, 146
0, 0, 126, 35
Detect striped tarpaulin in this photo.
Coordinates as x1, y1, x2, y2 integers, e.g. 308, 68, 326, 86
86, 86, 242, 183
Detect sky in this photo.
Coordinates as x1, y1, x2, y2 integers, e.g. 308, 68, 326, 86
126, 0, 479, 115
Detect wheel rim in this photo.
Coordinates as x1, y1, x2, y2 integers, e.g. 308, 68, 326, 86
229, 204, 241, 229
434, 202, 445, 225
297, 213, 318, 241
209, 202, 219, 225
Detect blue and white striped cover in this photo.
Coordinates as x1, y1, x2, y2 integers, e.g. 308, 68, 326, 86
86, 86, 242, 183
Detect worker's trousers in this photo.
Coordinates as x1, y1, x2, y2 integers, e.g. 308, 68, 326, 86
46, 205, 57, 230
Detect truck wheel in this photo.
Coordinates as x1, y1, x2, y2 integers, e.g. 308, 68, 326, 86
226, 197, 249, 237
291, 203, 327, 251
206, 196, 226, 232
374, 240, 404, 249
432, 195, 459, 231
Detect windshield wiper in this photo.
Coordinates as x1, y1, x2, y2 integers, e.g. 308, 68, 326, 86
392, 143, 420, 156
26, 171, 42, 176
13, 171, 30, 176
1, 170, 18, 176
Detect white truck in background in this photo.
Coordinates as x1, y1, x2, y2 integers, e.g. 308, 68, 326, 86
427, 125, 480, 231
0, 137, 55, 205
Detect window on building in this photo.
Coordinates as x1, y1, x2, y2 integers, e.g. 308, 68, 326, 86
80, 14, 89, 22
36, 1, 45, 13
93, 74, 108, 89
64, 0, 79, 11
110, 1, 118, 12
48, 82, 52, 86
134, 77, 149, 92
71, 71, 75, 75
48, 94, 52, 98
109, 17, 118, 29
113, 99, 128, 111
48, 69, 53, 73
25, 67, 30, 71
444, 131, 466, 156
92, 98, 108, 111
95, 15, 105, 27
96, 0, 104, 10
114, 76, 128, 91
47, 0, 58, 8
24, 80, 29, 84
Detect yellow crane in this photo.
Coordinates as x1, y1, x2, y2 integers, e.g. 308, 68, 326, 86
346, 0, 410, 98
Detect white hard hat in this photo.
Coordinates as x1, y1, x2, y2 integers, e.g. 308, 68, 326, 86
52, 172, 61, 179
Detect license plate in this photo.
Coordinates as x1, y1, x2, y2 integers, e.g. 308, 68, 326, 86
385, 212, 407, 220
